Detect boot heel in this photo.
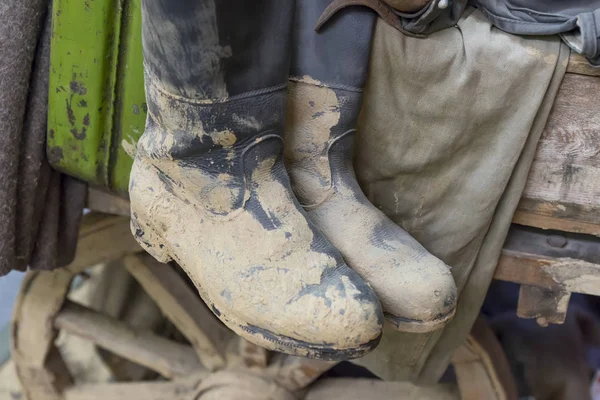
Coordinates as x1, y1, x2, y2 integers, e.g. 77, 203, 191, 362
130, 213, 173, 263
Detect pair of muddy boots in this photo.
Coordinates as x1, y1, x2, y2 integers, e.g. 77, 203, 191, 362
130, 0, 457, 360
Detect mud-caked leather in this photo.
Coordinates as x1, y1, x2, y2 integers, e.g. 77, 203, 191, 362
130, 0, 384, 359
284, 0, 457, 332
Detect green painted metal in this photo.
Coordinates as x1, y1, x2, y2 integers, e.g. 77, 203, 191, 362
47, 0, 146, 194
111, 0, 146, 193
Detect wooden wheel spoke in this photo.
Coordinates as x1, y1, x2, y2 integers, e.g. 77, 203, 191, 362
237, 338, 269, 369
11, 214, 144, 399
124, 254, 232, 371
64, 379, 201, 400
54, 300, 205, 379
267, 354, 337, 392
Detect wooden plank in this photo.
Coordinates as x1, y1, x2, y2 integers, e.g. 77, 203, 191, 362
64, 380, 201, 400
238, 338, 269, 369
98, 274, 165, 381
66, 213, 142, 272
54, 301, 204, 380
513, 211, 600, 237
453, 336, 506, 400
194, 370, 297, 400
494, 249, 561, 290
0, 360, 22, 396
567, 53, 600, 77
495, 225, 600, 325
306, 378, 460, 400
516, 285, 571, 326
515, 73, 600, 236
495, 249, 600, 297
267, 354, 336, 392
124, 254, 231, 371
86, 187, 130, 216
458, 317, 518, 400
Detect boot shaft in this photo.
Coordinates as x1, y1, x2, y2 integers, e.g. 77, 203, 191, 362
285, 1, 377, 205
138, 0, 296, 216
291, 0, 376, 90
141, 76, 287, 162
142, 0, 295, 100
138, 0, 295, 185
290, 0, 376, 138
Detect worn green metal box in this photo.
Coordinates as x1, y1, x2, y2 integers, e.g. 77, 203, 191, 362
47, 0, 145, 195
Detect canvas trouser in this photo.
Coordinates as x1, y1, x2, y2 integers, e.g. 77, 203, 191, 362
352, 7, 569, 382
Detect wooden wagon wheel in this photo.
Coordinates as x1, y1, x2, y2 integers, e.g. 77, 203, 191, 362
10, 212, 513, 400
8, 212, 361, 399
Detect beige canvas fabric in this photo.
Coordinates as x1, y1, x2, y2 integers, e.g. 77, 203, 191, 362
352, 8, 569, 382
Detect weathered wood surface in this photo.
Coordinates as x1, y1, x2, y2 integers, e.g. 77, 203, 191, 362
267, 354, 336, 393
495, 249, 600, 297
55, 300, 204, 379
453, 337, 506, 400
86, 187, 130, 216
10, 213, 143, 400
62, 213, 142, 270
495, 245, 600, 325
452, 317, 512, 400
124, 254, 231, 371
237, 338, 269, 369
455, 317, 517, 400
516, 285, 571, 326
64, 380, 201, 400
515, 72, 600, 236
495, 225, 600, 324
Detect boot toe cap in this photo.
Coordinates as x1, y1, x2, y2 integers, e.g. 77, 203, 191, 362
378, 258, 457, 330
280, 265, 384, 352
219, 263, 384, 359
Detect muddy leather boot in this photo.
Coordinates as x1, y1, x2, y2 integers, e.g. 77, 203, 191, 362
283, 0, 457, 333
129, 0, 383, 359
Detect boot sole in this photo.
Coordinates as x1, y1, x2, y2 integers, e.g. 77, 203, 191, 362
239, 324, 381, 361
385, 308, 456, 333
130, 213, 381, 360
